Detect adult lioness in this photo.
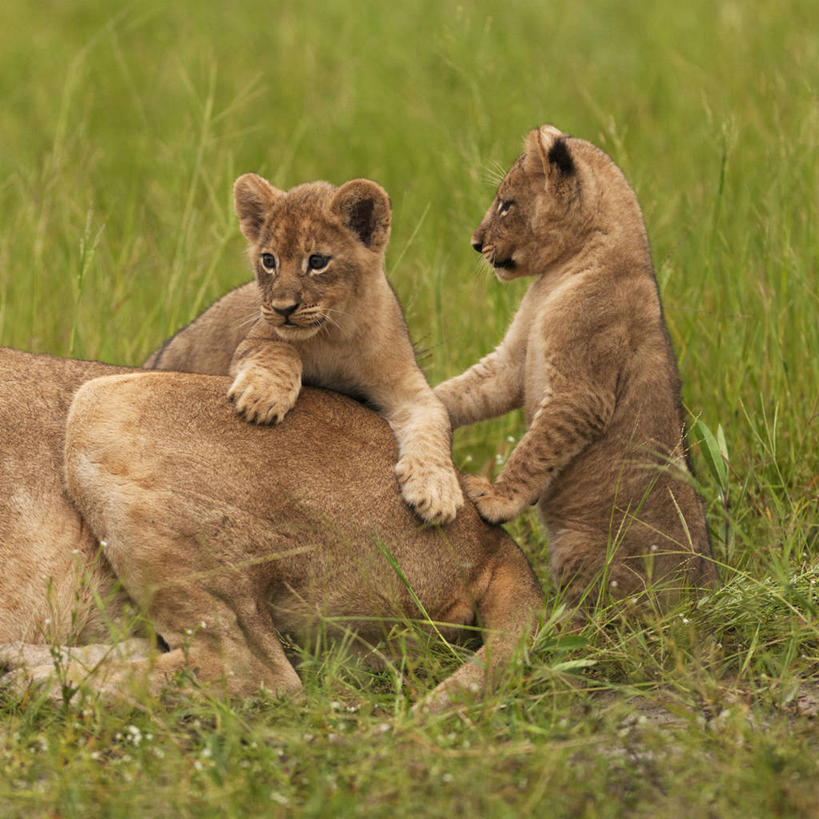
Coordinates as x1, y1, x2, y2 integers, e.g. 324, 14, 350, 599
434, 125, 719, 606
150, 175, 462, 526
0, 348, 542, 706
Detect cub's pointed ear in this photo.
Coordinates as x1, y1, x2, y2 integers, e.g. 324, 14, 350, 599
233, 173, 284, 243
331, 179, 392, 254
523, 125, 575, 180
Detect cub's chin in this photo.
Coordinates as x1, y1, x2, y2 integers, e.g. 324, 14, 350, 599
493, 261, 521, 282
488, 255, 519, 282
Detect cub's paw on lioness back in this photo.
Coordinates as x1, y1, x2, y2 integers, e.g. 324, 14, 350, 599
228, 340, 302, 424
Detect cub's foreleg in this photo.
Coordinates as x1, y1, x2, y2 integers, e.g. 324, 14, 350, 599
465, 384, 615, 524
434, 348, 523, 428
379, 380, 464, 525
228, 334, 302, 425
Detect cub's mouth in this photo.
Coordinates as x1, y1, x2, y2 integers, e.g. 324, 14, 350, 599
492, 257, 516, 271
268, 316, 327, 341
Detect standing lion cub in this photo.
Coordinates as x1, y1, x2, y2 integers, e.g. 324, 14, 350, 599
435, 125, 718, 605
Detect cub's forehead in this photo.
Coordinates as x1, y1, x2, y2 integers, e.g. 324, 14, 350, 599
261, 184, 342, 250
498, 155, 527, 194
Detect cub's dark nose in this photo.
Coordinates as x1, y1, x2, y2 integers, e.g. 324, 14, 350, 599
272, 302, 299, 319
471, 240, 483, 252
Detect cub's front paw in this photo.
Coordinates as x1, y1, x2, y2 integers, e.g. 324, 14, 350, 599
462, 475, 519, 524
228, 364, 301, 425
394, 456, 464, 525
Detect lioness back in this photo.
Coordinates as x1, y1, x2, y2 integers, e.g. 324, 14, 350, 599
435, 125, 718, 607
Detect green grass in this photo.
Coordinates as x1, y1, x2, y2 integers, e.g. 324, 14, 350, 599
1, 0, 817, 815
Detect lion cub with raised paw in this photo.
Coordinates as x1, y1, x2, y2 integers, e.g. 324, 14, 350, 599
435, 125, 718, 604
228, 174, 462, 525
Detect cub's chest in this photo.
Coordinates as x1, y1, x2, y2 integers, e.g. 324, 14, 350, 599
522, 322, 554, 422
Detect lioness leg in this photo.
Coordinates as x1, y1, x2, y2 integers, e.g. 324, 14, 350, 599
418, 543, 543, 712
0, 638, 152, 699
135, 574, 302, 698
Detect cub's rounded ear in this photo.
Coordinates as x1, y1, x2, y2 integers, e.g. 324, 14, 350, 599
523, 125, 575, 180
233, 173, 284, 243
331, 179, 392, 254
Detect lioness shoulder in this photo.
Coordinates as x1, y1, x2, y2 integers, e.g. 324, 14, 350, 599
435, 125, 718, 606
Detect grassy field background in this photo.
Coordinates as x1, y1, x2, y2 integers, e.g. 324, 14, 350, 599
1, 0, 817, 815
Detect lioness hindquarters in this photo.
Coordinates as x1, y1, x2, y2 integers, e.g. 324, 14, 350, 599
435, 125, 718, 608
65, 371, 542, 702
223, 173, 462, 524
0, 349, 133, 646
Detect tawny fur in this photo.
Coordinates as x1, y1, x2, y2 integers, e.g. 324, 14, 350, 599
0, 348, 542, 707
151, 175, 462, 525
434, 125, 719, 607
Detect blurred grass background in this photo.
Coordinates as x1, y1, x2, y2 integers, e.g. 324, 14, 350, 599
0, 0, 817, 815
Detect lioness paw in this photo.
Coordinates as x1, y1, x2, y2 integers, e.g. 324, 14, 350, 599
462, 475, 519, 524
394, 456, 464, 525
228, 364, 301, 425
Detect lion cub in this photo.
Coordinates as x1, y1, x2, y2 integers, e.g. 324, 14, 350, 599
435, 125, 718, 604
227, 174, 462, 525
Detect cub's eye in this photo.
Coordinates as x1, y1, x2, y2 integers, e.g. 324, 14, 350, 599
307, 254, 331, 272
498, 199, 514, 216
260, 253, 277, 272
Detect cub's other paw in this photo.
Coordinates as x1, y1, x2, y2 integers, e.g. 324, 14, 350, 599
394, 456, 464, 525
228, 364, 301, 425
462, 475, 519, 524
